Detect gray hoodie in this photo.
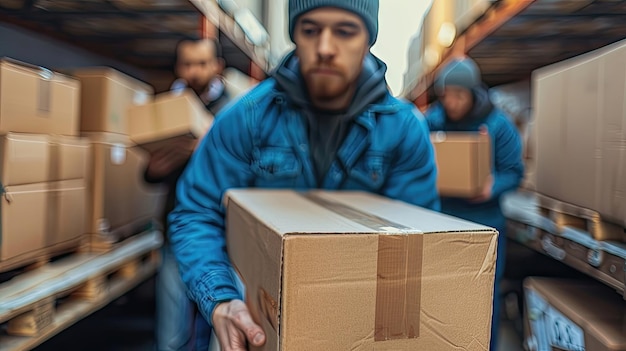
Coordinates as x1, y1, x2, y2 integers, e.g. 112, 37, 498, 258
273, 51, 389, 184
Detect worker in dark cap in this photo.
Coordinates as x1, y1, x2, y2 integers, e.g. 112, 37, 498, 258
426, 56, 524, 351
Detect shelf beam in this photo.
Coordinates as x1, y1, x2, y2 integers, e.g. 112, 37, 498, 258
409, 0, 535, 108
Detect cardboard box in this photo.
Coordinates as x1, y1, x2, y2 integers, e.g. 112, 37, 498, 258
47, 179, 87, 247
0, 133, 51, 186
127, 90, 213, 152
0, 58, 80, 135
431, 131, 491, 197
0, 180, 87, 262
533, 39, 626, 227
49, 135, 90, 181
0, 133, 90, 187
225, 189, 498, 351
72, 67, 153, 134
524, 277, 626, 351
1, 182, 48, 261
86, 133, 166, 241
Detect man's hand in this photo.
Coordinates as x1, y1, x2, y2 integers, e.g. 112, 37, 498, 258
469, 175, 493, 203
212, 300, 266, 351
145, 137, 198, 179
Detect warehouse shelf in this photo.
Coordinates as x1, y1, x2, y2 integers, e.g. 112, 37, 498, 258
408, 0, 626, 106
0, 0, 269, 85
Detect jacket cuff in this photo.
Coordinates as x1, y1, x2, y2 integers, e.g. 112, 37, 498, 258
193, 270, 244, 326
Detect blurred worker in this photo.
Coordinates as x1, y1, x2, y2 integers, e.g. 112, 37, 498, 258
168, 0, 440, 349
144, 38, 229, 351
425, 57, 524, 351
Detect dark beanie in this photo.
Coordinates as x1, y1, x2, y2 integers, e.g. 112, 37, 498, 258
434, 57, 482, 96
289, 0, 379, 45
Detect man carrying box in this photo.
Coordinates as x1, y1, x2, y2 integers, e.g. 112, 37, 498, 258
425, 57, 524, 351
168, 0, 440, 349
144, 38, 229, 351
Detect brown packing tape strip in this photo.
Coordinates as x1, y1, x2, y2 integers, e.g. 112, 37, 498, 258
375, 235, 422, 341
302, 193, 422, 341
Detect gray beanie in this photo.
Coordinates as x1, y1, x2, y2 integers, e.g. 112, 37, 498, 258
434, 57, 482, 96
289, 0, 379, 45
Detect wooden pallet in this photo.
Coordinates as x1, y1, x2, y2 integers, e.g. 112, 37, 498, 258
0, 231, 163, 351
85, 218, 162, 253
537, 194, 626, 242
0, 236, 87, 276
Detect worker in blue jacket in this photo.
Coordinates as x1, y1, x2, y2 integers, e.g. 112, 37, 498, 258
168, 0, 440, 349
426, 57, 524, 351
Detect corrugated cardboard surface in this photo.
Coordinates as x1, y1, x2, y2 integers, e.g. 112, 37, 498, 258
86, 133, 165, 239
127, 90, 213, 148
524, 277, 626, 351
0, 133, 90, 187
49, 135, 90, 181
431, 131, 491, 197
0, 59, 80, 135
226, 189, 498, 351
72, 67, 153, 134
47, 179, 87, 247
0, 133, 50, 186
534, 39, 626, 227
1, 182, 48, 261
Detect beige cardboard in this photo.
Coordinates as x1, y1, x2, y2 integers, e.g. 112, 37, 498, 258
47, 179, 87, 247
49, 135, 90, 181
1, 183, 48, 261
524, 277, 626, 351
86, 133, 166, 240
0, 133, 50, 186
226, 189, 498, 351
0, 59, 80, 136
127, 90, 213, 150
72, 67, 153, 134
431, 131, 491, 197
534, 39, 626, 227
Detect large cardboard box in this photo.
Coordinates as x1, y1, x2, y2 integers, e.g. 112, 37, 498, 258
533, 39, 626, 227
524, 277, 626, 351
127, 90, 213, 152
0, 182, 48, 261
225, 189, 498, 351
0, 180, 87, 262
47, 179, 87, 247
0, 133, 51, 186
0, 133, 90, 186
431, 131, 491, 197
72, 67, 153, 135
86, 133, 166, 241
49, 135, 90, 181
0, 58, 80, 135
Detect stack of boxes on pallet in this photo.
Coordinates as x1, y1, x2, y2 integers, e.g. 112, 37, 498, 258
504, 38, 626, 350
0, 59, 86, 269
0, 59, 213, 271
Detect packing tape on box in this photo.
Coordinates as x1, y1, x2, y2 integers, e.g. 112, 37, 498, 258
302, 193, 422, 341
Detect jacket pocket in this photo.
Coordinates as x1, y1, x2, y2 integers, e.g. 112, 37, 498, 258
348, 152, 389, 189
251, 146, 301, 185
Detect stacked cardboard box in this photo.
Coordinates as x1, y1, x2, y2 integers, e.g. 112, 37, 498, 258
226, 189, 499, 350
71, 68, 166, 244
533, 38, 626, 230
0, 59, 86, 267
524, 277, 626, 351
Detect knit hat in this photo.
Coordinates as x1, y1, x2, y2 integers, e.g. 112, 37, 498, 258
289, 0, 379, 45
434, 57, 482, 96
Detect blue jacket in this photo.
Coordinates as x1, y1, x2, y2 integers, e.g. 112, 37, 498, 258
425, 91, 524, 234
168, 56, 440, 324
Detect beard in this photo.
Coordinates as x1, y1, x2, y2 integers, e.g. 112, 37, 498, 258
304, 73, 352, 102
